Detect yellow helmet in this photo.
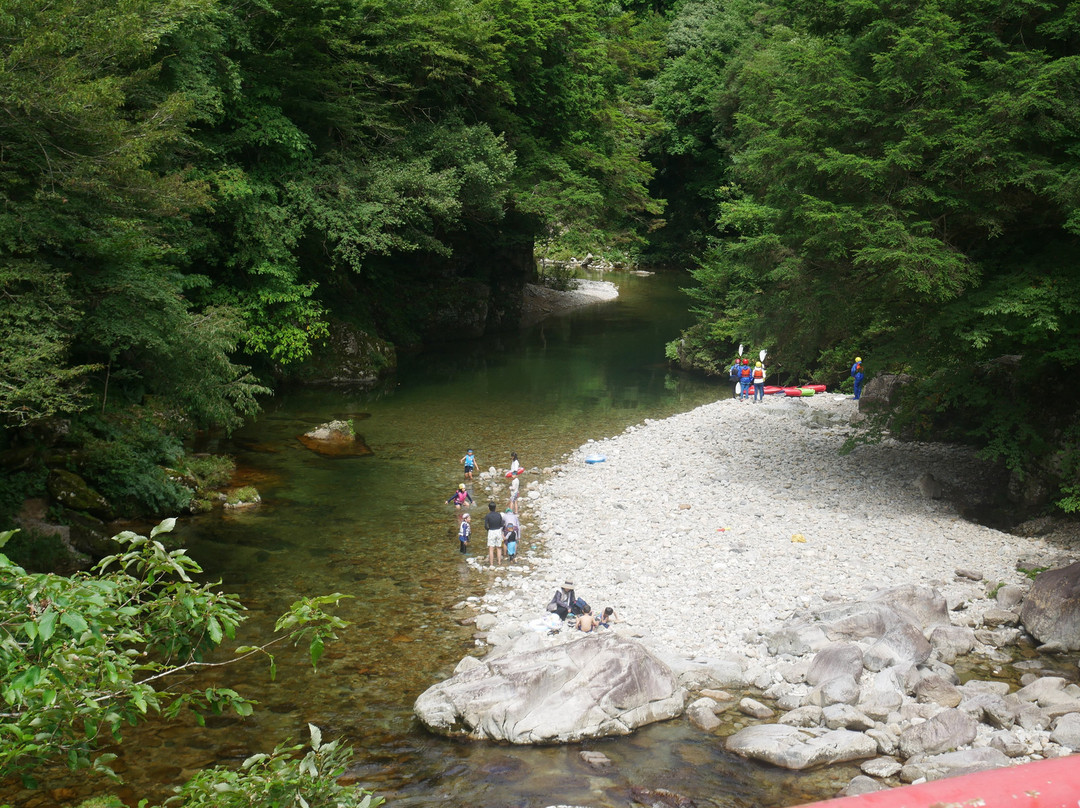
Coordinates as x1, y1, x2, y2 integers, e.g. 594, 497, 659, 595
755, 361, 762, 368
855, 356, 862, 362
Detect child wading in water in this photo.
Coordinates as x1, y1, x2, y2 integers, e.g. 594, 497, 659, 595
458, 513, 471, 554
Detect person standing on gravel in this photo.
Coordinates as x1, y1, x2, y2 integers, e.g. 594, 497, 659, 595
484, 501, 504, 568
508, 473, 520, 513
738, 358, 753, 401
752, 361, 766, 402
851, 357, 865, 401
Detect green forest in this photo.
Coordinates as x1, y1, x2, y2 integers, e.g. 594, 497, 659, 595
1, 0, 1079, 800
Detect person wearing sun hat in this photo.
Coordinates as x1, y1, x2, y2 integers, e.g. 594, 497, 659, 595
547, 579, 576, 620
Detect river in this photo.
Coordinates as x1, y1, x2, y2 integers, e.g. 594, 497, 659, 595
15, 271, 858, 808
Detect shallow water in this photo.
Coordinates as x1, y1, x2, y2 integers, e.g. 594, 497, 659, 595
12, 271, 856, 808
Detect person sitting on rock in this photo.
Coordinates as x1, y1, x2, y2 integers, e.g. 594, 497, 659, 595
575, 605, 597, 632
547, 580, 575, 620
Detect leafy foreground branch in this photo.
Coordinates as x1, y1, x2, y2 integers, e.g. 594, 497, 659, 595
0, 520, 379, 807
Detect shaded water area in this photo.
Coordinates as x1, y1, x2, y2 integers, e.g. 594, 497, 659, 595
14, 271, 858, 807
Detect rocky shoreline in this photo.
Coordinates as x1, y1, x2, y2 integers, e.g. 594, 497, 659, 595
425, 391, 1080, 798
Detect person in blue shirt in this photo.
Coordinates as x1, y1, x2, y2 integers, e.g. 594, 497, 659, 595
460, 449, 477, 480
851, 357, 865, 400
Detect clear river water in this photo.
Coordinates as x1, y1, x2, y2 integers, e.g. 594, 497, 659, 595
16, 270, 862, 808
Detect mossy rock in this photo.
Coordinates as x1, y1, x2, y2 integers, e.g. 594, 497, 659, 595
46, 469, 114, 520
298, 420, 374, 457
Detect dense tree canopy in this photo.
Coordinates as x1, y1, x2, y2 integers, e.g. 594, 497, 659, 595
663, 0, 1080, 509
1, 0, 665, 517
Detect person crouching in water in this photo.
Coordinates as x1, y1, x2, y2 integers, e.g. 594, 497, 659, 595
503, 521, 518, 563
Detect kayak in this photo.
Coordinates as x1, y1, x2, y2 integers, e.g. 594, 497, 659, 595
763, 385, 784, 395
799, 387, 816, 396
783, 387, 803, 397
585, 454, 606, 464
805, 383, 827, 393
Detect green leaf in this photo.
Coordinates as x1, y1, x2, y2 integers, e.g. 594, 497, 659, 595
37, 608, 57, 643
60, 611, 89, 635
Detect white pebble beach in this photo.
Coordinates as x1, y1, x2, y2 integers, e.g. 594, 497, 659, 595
477, 392, 1078, 660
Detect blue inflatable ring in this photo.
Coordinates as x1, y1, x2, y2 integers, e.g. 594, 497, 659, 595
585, 454, 606, 464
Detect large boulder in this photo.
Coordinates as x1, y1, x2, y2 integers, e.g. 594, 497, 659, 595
298, 419, 374, 458
413, 633, 685, 743
1019, 562, 1080, 650
725, 724, 877, 771
858, 373, 912, 413
46, 469, 113, 520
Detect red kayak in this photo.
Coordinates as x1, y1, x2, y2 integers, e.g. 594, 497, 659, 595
763, 385, 784, 395
805, 383, 827, 393
783, 387, 803, 396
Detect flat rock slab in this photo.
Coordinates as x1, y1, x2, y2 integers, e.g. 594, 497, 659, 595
414, 633, 685, 743
725, 724, 877, 770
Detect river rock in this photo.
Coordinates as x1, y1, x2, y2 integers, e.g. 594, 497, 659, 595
822, 704, 875, 731
859, 374, 912, 413
860, 756, 902, 778
47, 469, 113, 520
808, 674, 860, 707
765, 623, 829, 656
725, 724, 877, 770
298, 420, 373, 457
995, 584, 1027, 610
958, 693, 1017, 729
915, 674, 962, 708
897, 708, 978, 757
1020, 562, 1080, 650
988, 729, 1026, 757
872, 584, 950, 629
982, 608, 1019, 627
806, 643, 864, 686
1050, 713, 1080, 750
739, 698, 775, 719
778, 706, 824, 727
928, 625, 976, 664
686, 698, 721, 731
899, 747, 1010, 783
864, 623, 931, 671
413, 633, 685, 743
839, 775, 887, 796
661, 653, 748, 690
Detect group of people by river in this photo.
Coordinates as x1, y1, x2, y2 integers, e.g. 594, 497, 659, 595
443, 450, 522, 568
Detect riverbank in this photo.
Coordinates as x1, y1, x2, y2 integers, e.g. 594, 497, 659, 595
519, 279, 620, 326
478, 391, 1079, 663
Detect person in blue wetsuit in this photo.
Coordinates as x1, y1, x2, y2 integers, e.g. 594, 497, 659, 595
851, 357, 865, 400
729, 360, 742, 399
